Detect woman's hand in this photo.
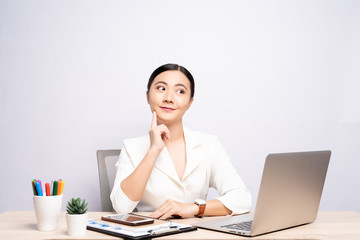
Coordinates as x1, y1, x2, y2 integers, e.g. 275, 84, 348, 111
149, 111, 170, 152
149, 199, 198, 219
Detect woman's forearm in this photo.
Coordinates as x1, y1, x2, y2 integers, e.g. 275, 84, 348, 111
203, 199, 232, 216
120, 147, 161, 201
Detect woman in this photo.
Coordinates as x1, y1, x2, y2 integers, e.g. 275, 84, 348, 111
110, 63, 251, 219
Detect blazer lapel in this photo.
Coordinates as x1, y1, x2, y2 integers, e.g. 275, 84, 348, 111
154, 147, 180, 184
183, 128, 202, 180
153, 128, 203, 183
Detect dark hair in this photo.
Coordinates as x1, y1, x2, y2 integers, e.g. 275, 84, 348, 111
147, 63, 195, 99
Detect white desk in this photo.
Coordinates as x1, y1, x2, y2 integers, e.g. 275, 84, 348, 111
0, 211, 360, 239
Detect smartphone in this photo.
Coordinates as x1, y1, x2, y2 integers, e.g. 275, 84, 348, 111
101, 214, 154, 226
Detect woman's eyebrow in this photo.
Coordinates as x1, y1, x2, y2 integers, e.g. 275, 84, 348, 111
154, 81, 167, 86
175, 83, 188, 90
154, 81, 188, 90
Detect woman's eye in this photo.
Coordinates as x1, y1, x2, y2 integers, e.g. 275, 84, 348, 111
157, 86, 165, 91
177, 89, 185, 94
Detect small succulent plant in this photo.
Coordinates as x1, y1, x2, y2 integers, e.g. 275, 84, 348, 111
66, 198, 88, 214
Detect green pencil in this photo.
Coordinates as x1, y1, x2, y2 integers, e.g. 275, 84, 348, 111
53, 181, 58, 196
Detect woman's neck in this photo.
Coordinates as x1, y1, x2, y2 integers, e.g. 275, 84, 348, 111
163, 120, 184, 143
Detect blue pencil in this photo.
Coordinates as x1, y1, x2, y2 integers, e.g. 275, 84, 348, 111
35, 181, 43, 196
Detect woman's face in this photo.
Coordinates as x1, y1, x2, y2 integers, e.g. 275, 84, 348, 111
147, 70, 193, 125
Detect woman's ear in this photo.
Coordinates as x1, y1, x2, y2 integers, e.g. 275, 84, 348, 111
146, 91, 150, 104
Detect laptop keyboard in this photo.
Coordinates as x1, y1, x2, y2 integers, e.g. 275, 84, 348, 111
221, 221, 253, 231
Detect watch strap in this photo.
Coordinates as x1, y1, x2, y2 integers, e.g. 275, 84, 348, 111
195, 201, 206, 217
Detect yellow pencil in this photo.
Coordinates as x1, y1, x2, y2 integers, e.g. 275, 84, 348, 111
60, 180, 65, 195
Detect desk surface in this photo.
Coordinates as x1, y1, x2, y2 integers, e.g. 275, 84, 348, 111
0, 211, 360, 239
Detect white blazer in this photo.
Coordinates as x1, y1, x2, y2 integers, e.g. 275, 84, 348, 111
110, 128, 252, 215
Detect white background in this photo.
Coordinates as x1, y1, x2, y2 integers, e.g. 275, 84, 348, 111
0, 0, 359, 214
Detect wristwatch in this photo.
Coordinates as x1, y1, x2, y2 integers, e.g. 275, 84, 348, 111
194, 199, 206, 217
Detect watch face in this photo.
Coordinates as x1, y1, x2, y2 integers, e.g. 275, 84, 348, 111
195, 199, 206, 205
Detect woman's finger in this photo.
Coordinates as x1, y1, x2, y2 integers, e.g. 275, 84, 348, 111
150, 200, 173, 219
161, 129, 170, 140
159, 203, 178, 219
159, 210, 175, 220
151, 111, 157, 128
150, 207, 167, 219
150, 203, 166, 218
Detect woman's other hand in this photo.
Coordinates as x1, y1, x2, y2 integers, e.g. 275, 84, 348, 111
149, 199, 198, 219
149, 111, 170, 152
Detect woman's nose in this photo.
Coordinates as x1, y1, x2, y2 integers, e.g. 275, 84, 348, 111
163, 91, 174, 103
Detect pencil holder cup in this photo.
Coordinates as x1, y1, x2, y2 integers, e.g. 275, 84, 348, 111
33, 195, 63, 231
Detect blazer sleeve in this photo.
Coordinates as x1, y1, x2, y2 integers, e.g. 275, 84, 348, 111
209, 138, 252, 215
110, 143, 139, 214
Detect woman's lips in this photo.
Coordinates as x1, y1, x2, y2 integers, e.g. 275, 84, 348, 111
160, 106, 175, 111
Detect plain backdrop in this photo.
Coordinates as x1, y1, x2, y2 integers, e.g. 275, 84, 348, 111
0, 0, 359, 214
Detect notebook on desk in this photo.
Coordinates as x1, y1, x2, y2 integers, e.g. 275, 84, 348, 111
193, 150, 331, 237
87, 213, 197, 239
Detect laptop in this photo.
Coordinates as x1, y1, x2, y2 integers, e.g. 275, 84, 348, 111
193, 150, 331, 237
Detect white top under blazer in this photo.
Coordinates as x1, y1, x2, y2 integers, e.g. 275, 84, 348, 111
110, 128, 252, 215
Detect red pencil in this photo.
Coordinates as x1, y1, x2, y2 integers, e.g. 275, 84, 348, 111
45, 182, 51, 196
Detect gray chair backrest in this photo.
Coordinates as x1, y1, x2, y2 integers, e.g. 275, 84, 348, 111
97, 149, 121, 212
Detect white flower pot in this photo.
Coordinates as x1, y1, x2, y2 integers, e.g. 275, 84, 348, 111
66, 213, 88, 237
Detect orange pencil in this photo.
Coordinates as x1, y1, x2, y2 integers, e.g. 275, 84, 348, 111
45, 182, 50, 196
57, 180, 62, 195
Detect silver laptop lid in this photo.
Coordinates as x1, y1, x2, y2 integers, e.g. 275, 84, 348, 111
251, 150, 331, 236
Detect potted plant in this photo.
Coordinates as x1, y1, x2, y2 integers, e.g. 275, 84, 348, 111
66, 197, 88, 236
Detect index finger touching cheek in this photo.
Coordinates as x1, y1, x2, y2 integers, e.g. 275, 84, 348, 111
151, 111, 157, 128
